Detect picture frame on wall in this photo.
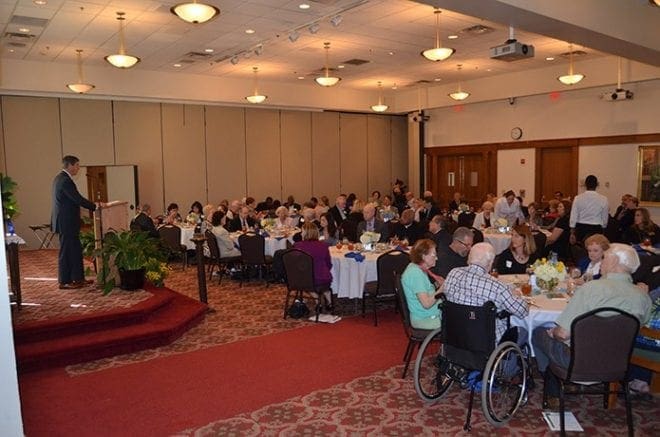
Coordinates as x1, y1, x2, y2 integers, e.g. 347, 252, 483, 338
637, 145, 660, 206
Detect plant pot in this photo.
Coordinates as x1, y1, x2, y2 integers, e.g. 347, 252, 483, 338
119, 268, 145, 291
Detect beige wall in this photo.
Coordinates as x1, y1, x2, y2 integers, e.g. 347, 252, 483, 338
0, 95, 408, 249
497, 148, 536, 201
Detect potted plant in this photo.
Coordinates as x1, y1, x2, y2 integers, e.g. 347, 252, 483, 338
0, 173, 19, 234
97, 230, 167, 293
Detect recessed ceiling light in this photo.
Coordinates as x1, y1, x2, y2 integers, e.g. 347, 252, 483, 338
245, 29, 255, 34
486, 68, 492, 72
297, 76, 305, 80
447, 35, 458, 39
434, 78, 442, 82
173, 63, 182, 67
9, 49, 14, 53
388, 51, 395, 56
299, 3, 310, 9
18, 27, 30, 33
391, 84, 398, 90
337, 65, 345, 69
546, 56, 555, 61
204, 48, 214, 53
33, 0, 47, 5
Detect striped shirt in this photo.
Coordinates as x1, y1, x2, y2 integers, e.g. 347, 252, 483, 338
444, 264, 529, 340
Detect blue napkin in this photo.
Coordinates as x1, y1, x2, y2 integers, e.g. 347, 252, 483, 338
344, 252, 365, 262
260, 230, 270, 238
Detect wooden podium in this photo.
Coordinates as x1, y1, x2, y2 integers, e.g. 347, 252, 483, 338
93, 201, 129, 284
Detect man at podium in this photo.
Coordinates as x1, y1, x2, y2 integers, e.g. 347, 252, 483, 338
51, 155, 104, 290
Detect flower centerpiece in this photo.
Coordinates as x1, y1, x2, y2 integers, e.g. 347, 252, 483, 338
144, 257, 171, 287
531, 257, 566, 292
360, 231, 381, 250
457, 203, 470, 214
495, 217, 509, 233
260, 217, 276, 231
186, 212, 199, 226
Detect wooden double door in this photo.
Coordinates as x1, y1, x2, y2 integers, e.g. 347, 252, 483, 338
426, 147, 496, 209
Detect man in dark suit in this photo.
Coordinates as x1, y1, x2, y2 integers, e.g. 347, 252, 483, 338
227, 206, 256, 232
420, 196, 441, 222
425, 215, 452, 249
356, 204, 389, 242
130, 204, 159, 238
392, 209, 423, 244
328, 194, 348, 226
51, 155, 100, 289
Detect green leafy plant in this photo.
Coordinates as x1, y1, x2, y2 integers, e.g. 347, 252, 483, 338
0, 173, 19, 220
97, 230, 166, 294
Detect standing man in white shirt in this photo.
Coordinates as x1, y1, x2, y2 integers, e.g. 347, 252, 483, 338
569, 175, 609, 244
493, 190, 525, 227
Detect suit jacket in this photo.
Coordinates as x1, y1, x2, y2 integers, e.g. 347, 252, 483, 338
356, 218, 389, 242
392, 222, 423, 244
227, 215, 256, 232
51, 170, 96, 235
329, 205, 348, 226
426, 229, 452, 249
420, 205, 441, 222
131, 212, 159, 238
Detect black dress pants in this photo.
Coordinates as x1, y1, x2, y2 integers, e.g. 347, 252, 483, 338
574, 223, 603, 244
58, 231, 85, 284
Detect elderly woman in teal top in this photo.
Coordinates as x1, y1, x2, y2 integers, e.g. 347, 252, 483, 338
402, 238, 445, 329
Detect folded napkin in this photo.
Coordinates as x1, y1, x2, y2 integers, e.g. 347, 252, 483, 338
344, 252, 365, 262
260, 230, 270, 238
274, 236, 285, 241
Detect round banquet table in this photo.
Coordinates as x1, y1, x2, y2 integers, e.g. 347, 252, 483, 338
329, 247, 380, 299
230, 231, 297, 257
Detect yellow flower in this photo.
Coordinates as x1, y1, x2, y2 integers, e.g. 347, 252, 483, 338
541, 258, 547, 264
556, 262, 565, 272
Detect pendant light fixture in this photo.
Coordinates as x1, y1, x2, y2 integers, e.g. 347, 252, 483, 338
421, 9, 455, 62
245, 67, 267, 104
370, 81, 388, 112
104, 12, 140, 69
315, 42, 341, 87
171, 1, 220, 24
448, 64, 470, 101
66, 49, 95, 94
557, 44, 584, 85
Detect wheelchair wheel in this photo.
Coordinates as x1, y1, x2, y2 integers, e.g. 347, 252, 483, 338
413, 328, 452, 402
481, 341, 527, 427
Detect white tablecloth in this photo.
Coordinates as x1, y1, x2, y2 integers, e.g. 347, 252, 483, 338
179, 225, 196, 250
498, 274, 567, 350
329, 247, 379, 299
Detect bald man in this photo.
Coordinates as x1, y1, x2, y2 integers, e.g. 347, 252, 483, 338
357, 203, 389, 242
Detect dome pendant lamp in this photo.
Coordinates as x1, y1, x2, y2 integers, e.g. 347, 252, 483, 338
557, 44, 585, 85
104, 12, 140, 69
421, 9, 455, 62
315, 42, 341, 87
66, 49, 95, 94
171, 1, 220, 24
370, 81, 388, 112
245, 67, 267, 104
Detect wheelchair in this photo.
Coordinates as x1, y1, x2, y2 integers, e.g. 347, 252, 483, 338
413, 300, 531, 431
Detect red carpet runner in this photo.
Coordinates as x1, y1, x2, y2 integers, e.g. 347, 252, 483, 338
19, 312, 406, 436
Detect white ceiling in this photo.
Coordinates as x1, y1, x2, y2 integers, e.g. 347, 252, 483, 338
1, 0, 637, 91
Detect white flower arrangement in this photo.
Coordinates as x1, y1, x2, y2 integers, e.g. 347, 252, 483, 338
531, 258, 566, 291
260, 218, 276, 230
458, 203, 471, 214
360, 231, 381, 245
186, 212, 199, 225
495, 217, 508, 228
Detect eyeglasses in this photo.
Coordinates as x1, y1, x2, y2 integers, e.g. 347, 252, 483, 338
425, 252, 438, 258
454, 239, 472, 248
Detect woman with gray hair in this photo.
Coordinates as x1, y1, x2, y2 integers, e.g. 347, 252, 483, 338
274, 206, 294, 229
473, 201, 494, 229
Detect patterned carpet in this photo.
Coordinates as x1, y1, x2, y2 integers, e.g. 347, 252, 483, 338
176, 364, 659, 436
15, 249, 660, 435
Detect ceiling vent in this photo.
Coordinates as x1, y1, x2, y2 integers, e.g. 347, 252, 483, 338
177, 59, 195, 64
342, 58, 369, 66
462, 24, 495, 35
4, 32, 36, 40
10, 15, 49, 27
7, 41, 27, 48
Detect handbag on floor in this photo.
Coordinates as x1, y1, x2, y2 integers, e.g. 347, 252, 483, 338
287, 299, 310, 319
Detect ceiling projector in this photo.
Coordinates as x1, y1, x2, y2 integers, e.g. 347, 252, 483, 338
490, 39, 534, 61
601, 89, 634, 101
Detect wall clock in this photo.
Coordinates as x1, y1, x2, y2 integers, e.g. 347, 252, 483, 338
511, 127, 523, 140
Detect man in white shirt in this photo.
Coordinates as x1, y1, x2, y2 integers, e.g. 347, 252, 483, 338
493, 190, 525, 227
569, 175, 609, 244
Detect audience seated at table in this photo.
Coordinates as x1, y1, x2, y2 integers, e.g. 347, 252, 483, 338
525, 202, 544, 230
357, 204, 389, 242
164, 202, 182, 225
615, 194, 638, 238
226, 206, 256, 232
210, 211, 241, 258
392, 209, 423, 245
379, 195, 399, 222
543, 199, 560, 226
256, 196, 274, 213
274, 206, 295, 229
623, 208, 659, 246
284, 195, 301, 212
202, 204, 215, 226
532, 243, 652, 406
293, 222, 333, 312
226, 200, 241, 221
370, 190, 381, 206
401, 239, 444, 329
543, 200, 572, 261
425, 215, 451, 249
576, 233, 610, 281
130, 204, 159, 238
432, 226, 474, 278
495, 224, 537, 275
444, 242, 529, 346
297, 206, 320, 230
319, 212, 339, 246
329, 195, 348, 227
472, 201, 494, 229
448, 191, 463, 212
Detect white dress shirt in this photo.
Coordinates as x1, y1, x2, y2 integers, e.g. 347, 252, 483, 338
493, 197, 525, 227
569, 190, 609, 228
